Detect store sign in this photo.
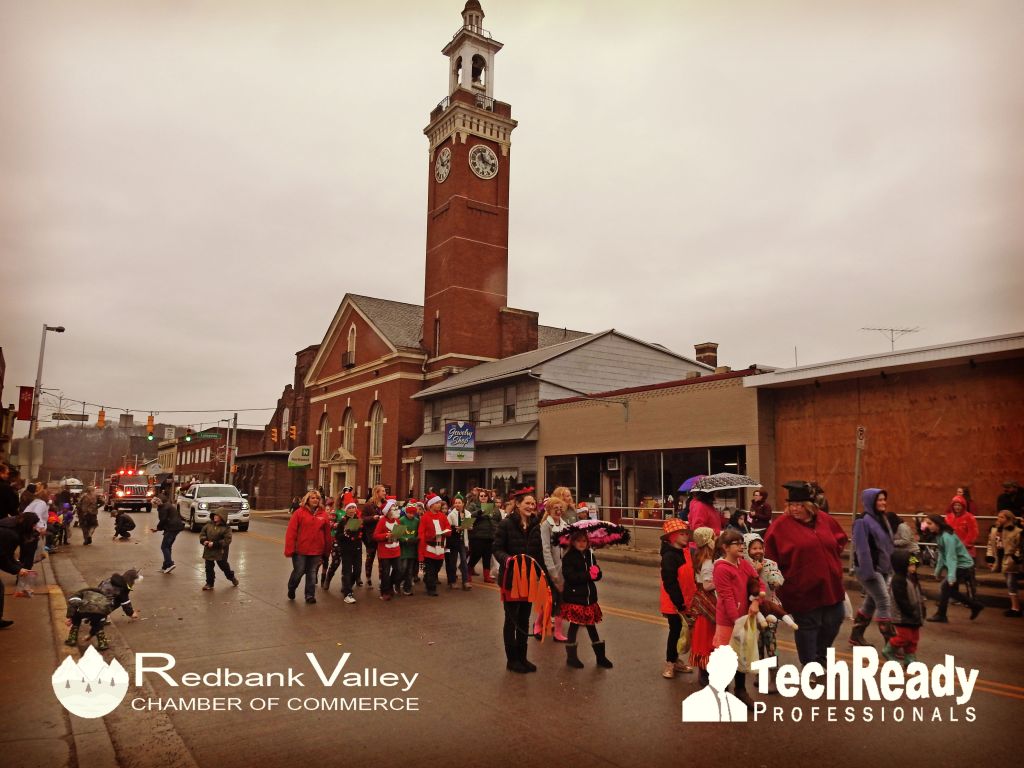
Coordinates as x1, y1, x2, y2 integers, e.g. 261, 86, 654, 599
444, 421, 475, 463
288, 446, 313, 469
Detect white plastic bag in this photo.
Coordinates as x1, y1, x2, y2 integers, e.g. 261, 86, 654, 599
729, 615, 759, 673
843, 592, 853, 621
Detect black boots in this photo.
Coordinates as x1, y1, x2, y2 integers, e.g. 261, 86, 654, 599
566, 643, 584, 669
593, 641, 613, 669
848, 612, 873, 646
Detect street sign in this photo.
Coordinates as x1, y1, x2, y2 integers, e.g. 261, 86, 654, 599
197, 432, 220, 439
163, 427, 175, 440
52, 413, 89, 421
856, 425, 867, 449
287, 446, 312, 469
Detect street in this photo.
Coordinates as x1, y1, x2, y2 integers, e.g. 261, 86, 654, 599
0, 510, 1020, 768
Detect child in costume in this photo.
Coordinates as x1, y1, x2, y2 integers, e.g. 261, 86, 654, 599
445, 493, 473, 590
199, 510, 238, 590
65, 569, 142, 650
659, 518, 693, 678
372, 497, 403, 600
561, 528, 612, 669
742, 532, 798, 661
418, 494, 451, 596
322, 492, 355, 589
885, 549, 923, 664
688, 526, 718, 686
338, 497, 367, 603
394, 501, 421, 596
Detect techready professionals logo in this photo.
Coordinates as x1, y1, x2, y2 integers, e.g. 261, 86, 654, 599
53, 651, 420, 717
682, 646, 979, 725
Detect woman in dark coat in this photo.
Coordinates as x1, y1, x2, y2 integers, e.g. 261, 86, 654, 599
0, 513, 37, 629
493, 488, 541, 674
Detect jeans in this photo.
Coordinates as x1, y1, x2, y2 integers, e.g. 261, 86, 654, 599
445, 540, 469, 584
791, 600, 846, 666
205, 559, 235, 585
423, 558, 443, 594
363, 539, 377, 581
288, 554, 321, 600
340, 542, 361, 596
857, 572, 892, 620
378, 557, 399, 595
398, 558, 417, 593
161, 530, 180, 569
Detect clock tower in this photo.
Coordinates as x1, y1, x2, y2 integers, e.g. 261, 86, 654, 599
423, 1, 518, 372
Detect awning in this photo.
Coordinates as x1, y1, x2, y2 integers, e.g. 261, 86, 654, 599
405, 420, 538, 449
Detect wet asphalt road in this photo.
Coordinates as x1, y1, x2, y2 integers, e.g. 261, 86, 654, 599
47, 512, 1024, 768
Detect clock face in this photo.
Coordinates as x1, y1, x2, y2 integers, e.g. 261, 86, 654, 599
434, 147, 451, 183
468, 144, 499, 179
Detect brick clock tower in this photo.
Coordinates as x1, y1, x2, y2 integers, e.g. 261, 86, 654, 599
423, 2, 520, 373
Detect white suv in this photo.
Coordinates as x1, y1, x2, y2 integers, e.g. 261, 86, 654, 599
177, 484, 251, 532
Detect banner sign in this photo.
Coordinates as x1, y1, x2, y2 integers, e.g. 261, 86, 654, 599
17, 387, 33, 420
444, 421, 475, 463
288, 445, 313, 469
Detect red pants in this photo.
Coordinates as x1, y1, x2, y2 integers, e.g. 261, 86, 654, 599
890, 625, 919, 653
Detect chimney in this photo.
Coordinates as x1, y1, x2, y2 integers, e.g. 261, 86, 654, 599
694, 342, 718, 368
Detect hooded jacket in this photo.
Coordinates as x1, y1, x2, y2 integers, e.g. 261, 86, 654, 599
944, 499, 979, 556
742, 532, 784, 596
852, 488, 894, 581
889, 549, 923, 626
284, 505, 333, 558
199, 517, 232, 561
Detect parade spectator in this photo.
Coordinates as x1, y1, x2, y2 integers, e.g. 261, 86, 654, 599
997, 481, 1024, 517
550, 486, 576, 522
659, 519, 693, 679
493, 487, 540, 673
284, 490, 332, 604
64, 569, 141, 650
0, 513, 37, 629
418, 494, 451, 596
688, 526, 718, 686
444, 494, 472, 590
748, 489, 772, 533
77, 487, 99, 546
987, 510, 1022, 617
200, 511, 238, 590
945, 495, 979, 556
849, 488, 895, 648
886, 509, 920, 554
811, 482, 830, 513
725, 510, 751, 535
951, 486, 977, 514
468, 489, 499, 583
712, 529, 763, 709
372, 497, 403, 601
687, 492, 721, 535
337, 498, 364, 603
764, 481, 848, 666
924, 514, 984, 622
150, 494, 184, 572
537, 496, 569, 641
0, 464, 19, 519
561, 528, 612, 669
361, 484, 387, 587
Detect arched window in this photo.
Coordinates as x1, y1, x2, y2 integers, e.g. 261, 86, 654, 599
318, 412, 330, 463
347, 324, 356, 353
471, 54, 486, 87
342, 408, 355, 453
369, 402, 384, 458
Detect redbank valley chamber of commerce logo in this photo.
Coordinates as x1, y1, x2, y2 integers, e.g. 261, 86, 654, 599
52, 651, 421, 719
680, 646, 979, 724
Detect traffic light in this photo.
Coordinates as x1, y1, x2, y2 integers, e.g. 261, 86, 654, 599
185, 427, 193, 442
270, 427, 278, 443
96, 409, 106, 429
288, 425, 297, 441
146, 414, 154, 441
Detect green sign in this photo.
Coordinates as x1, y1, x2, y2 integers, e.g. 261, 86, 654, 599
288, 446, 312, 469
197, 432, 221, 439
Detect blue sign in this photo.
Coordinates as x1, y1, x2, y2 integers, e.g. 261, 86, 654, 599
444, 421, 476, 463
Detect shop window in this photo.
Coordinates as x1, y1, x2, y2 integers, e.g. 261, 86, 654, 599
623, 451, 663, 518
545, 456, 576, 496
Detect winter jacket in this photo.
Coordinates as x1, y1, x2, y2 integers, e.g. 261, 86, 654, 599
687, 498, 722, 536
361, 500, 383, 545
0, 480, 19, 519
284, 505, 333, 558
749, 496, 773, 528
469, 503, 500, 541
764, 510, 848, 614
392, 515, 420, 559
659, 543, 690, 614
539, 516, 568, 587
561, 547, 601, 606
889, 517, 920, 554
336, 513, 364, 548
0, 517, 26, 575
24, 498, 48, 533
944, 510, 979, 556
446, 508, 472, 550
987, 523, 1021, 573
372, 515, 403, 559
418, 510, 451, 561
199, 520, 232, 561
156, 500, 185, 533
114, 513, 136, 536
713, 557, 764, 627
889, 550, 923, 627
67, 575, 135, 619
933, 530, 975, 584
493, 513, 542, 584
77, 492, 99, 526
852, 489, 894, 581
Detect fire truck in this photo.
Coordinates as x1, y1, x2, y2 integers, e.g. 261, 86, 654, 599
105, 468, 155, 513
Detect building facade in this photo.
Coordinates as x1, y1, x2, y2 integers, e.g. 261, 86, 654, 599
174, 427, 263, 486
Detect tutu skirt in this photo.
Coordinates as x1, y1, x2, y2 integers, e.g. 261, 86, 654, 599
561, 602, 603, 625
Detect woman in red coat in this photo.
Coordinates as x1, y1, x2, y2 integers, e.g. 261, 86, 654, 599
284, 490, 333, 604
764, 481, 849, 666
418, 494, 451, 596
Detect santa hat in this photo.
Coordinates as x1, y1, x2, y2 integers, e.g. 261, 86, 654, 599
382, 496, 399, 515
425, 493, 443, 509
341, 492, 358, 510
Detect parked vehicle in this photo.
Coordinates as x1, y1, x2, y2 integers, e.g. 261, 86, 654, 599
177, 484, 251, 532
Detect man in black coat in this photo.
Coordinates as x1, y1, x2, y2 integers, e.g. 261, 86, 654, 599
0, 513, 38, 629
0, 464, 20, 519
150, 495, 185, 573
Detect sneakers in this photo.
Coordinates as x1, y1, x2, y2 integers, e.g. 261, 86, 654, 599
230, 577, 239, 587
161, 564, 176, 574
202, 585, 214, 591
343, 595, 356, 604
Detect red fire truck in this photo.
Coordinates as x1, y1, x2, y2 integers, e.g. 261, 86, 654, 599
105, 468, 155, 513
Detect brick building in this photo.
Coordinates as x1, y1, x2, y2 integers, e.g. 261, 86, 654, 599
175, 427, 262, 485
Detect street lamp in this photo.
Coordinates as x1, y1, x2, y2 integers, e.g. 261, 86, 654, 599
26, 323, 65, 480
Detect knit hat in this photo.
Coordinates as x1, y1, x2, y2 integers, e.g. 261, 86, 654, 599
692, 526, 715, 549
425, 494, 443, 509
455, 491, 464, 501
661, 518, 689, 539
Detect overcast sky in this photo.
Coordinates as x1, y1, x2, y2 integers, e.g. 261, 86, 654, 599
2, 0, 1022, 435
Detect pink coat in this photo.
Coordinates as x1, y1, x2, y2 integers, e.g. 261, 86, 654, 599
688, 498, 722, 536
712, 558, 764, 627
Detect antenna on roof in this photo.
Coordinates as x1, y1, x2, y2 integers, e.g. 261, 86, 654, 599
861, 326, 920, 352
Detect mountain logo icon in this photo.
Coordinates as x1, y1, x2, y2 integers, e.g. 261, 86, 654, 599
52, 646, 130, 718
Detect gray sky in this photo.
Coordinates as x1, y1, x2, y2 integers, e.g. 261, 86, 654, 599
2, 0, 1023, 435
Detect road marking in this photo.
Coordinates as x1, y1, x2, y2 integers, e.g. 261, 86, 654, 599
239, 527, 1024, 700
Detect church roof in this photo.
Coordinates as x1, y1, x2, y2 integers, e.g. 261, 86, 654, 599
346, 294, 588, 352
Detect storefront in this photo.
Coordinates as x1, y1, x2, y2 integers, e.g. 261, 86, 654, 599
418, 431, 538, 498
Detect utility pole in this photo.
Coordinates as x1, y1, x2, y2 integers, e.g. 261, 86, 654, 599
230, 412, 238, 485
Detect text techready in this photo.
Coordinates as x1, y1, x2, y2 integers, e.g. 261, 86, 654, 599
136, 652, 419, 693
